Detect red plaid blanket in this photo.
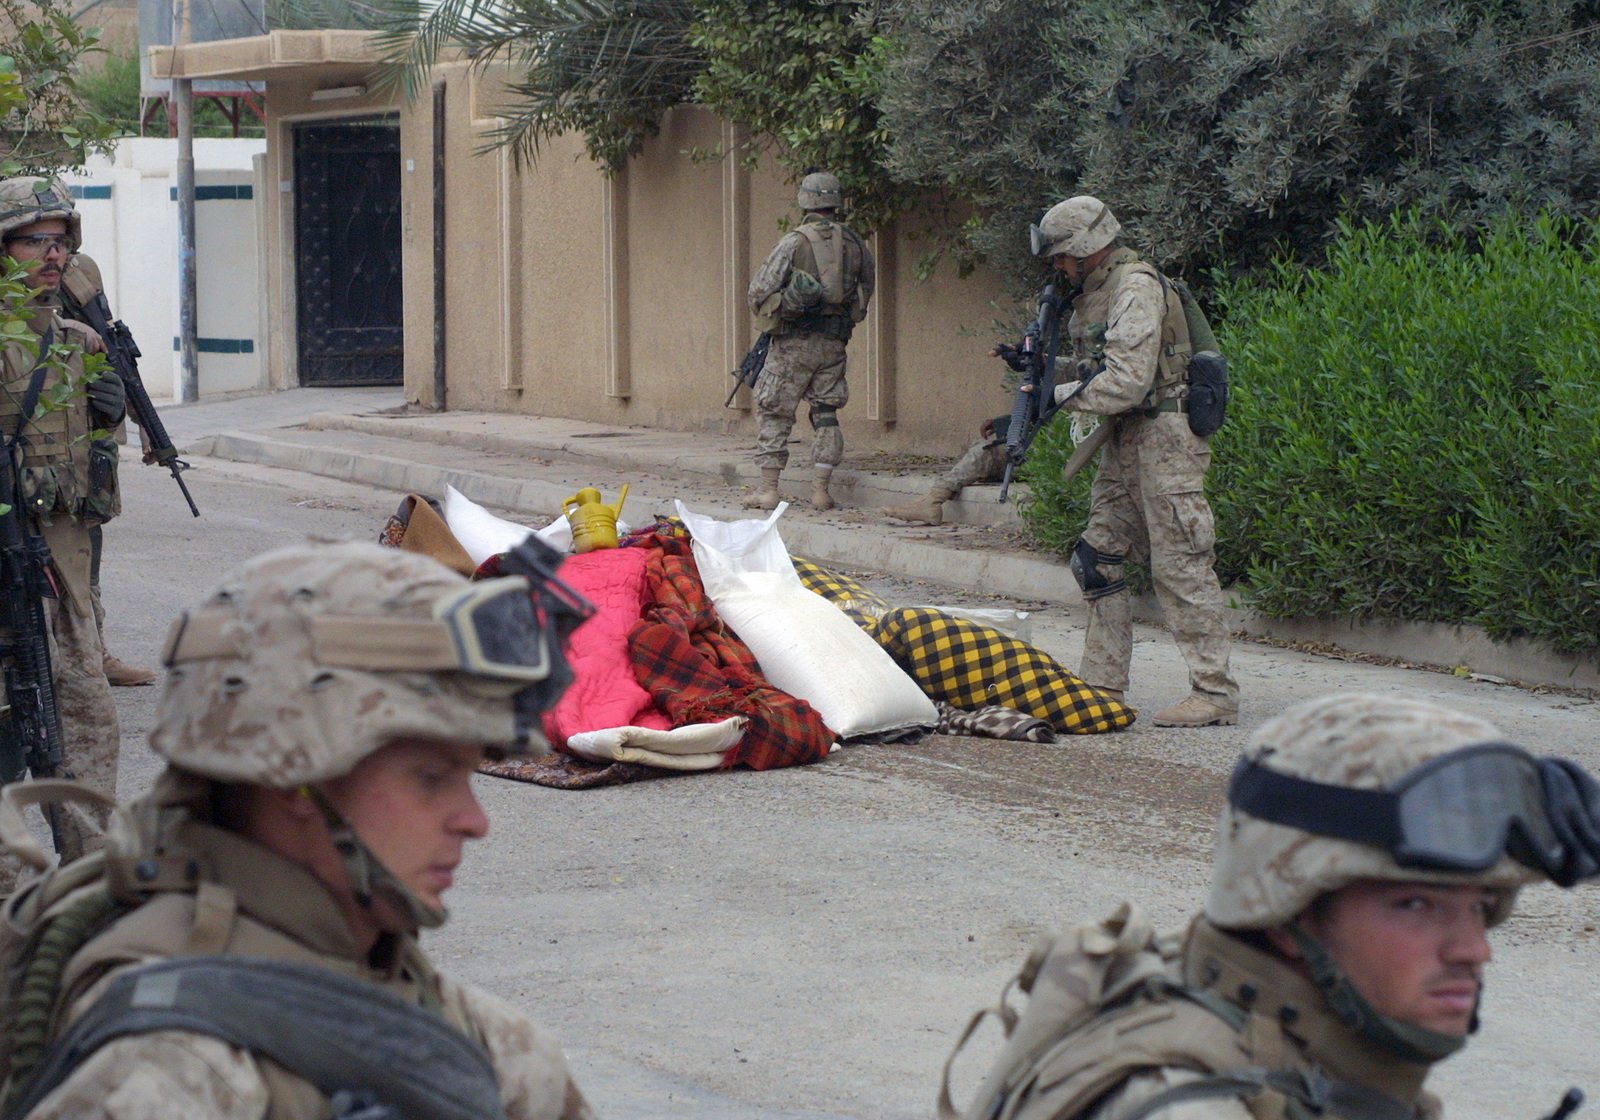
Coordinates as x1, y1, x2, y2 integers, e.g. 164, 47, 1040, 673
627, 524, 833, 770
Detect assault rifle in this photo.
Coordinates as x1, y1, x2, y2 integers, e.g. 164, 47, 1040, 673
998, 283, 1066, 502
58, 288, 200, 518
0, 437, 68, 854
725, 332, 772, 408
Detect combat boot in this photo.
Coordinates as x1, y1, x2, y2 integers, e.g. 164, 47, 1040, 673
104, 654, 157, 687
811, 466, 835, 512
886, 485, 957, 526
743, 468, 782, 509
1151, 695, 1237, 728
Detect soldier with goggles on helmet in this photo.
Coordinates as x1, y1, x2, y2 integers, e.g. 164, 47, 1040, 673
950, 691, 1599, 1120
0, 539, 599, 1119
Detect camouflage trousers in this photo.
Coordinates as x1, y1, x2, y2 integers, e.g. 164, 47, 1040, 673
937, 438, 1007, 493
1077, 413, 1237, 706
751, 332, 849, 471
43, 519, 120, 860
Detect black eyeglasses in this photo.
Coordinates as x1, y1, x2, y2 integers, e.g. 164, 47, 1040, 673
3, 234, 70, 256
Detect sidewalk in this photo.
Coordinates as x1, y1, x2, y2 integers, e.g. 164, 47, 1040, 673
164, 386, 1600, 693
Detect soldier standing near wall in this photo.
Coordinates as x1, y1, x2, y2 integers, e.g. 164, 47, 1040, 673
1036, 196, 1238, 728
0, 178, 124, 872
744, 171, 875, 512
0, 541, 599, 1119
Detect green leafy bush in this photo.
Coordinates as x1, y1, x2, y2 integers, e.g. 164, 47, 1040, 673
1021, 212, 1600, 656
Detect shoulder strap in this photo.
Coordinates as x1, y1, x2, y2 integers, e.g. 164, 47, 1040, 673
12, 326, 55, 446
4, 956, 508, 1120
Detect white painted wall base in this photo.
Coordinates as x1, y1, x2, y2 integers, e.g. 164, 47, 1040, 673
66, 137, 267, 400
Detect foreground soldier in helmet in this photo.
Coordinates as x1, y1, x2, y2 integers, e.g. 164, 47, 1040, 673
0, 177, 126, 878
1028, 195, 1236, 727
0, 541, 598, 1119
743, 170, 875, 512
948, 692, 1600, 1120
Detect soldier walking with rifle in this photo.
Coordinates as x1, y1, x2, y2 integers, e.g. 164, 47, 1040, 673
0, 177, 124, 887
1017, 196, 1237, 727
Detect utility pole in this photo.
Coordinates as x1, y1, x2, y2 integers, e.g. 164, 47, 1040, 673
172, 0, 199, 402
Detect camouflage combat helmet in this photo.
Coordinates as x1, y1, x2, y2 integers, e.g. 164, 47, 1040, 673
152, 540, 576, 787
1208, 692, 1537, 932
797, 171, 843, 212
1031, 195, 1120, 260
0, 177, 81, 251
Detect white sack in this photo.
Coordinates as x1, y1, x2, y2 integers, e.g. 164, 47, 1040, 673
676, 502, 937, 740
564, 718, 747, 771
443, 485, 534, 567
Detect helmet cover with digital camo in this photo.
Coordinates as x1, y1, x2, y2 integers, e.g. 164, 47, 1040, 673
1031, 195, 1120, 260
797, 171, 843, 212
1208, 692, 1543, 932
151, 539, 589, 785
0, 176, 82, 251
151, 539, 591, 929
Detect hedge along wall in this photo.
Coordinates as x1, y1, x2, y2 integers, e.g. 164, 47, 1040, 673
1020, 212, 1600, 658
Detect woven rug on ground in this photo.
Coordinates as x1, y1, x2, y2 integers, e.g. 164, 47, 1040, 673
875, 606, 1134, 735
480, 754, 678, 790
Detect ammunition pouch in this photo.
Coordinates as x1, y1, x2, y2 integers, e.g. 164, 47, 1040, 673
19, 467, 60, 523
787, 310, 854, 342
1186, 351, 1229, 437
80, 436, 120, 524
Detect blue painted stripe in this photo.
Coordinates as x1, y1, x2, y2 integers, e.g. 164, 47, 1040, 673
69, 185, 113, 200
171, 337, 255, 354
167, 185, 255, 201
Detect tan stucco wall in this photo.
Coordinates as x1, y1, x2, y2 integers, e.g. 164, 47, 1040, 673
235, 51, 1015, 459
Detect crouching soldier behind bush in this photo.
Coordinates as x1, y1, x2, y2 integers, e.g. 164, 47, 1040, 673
0, 541, 599, 1119
945, 692, 1600, 1120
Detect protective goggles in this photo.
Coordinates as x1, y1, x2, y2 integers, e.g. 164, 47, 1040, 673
1228, 742, 1576, 878
164, 541, 593, 688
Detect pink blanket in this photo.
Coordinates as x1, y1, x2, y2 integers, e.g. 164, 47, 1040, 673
543, 548, 671, 750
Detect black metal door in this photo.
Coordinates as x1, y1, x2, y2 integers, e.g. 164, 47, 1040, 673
293, 117, 403, 386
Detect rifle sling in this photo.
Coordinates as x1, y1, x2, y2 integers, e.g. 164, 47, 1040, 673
4, 956, 509, 1120
12, 326, 55, 447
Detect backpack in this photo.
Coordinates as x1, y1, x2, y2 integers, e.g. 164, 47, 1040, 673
937, 905, 1393, 1120
1169, 279, 1229, 439
0, 780, 125, 1110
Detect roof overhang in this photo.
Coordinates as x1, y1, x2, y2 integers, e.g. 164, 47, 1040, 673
148, 29, 387, 86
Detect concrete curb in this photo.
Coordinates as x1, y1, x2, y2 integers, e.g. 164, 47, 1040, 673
194, 427, 1600, 695
193, 430, 1084, 608
301, 411, 1028, 529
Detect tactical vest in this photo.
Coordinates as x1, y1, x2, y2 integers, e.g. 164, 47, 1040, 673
0, 306, 93, 525
942, 906, 1430, 1120
779, 218, 869, 338
1101, 253, 1193, 405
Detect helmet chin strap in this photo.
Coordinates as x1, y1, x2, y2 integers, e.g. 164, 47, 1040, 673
301, 785, 448, 932
1288, 924, 1469, 1065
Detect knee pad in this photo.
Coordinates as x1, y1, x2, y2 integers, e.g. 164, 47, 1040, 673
1071, 539, 1127, 600
808, 404, 839, 430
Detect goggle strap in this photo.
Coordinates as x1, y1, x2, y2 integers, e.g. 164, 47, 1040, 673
1228, 757, 1404, 850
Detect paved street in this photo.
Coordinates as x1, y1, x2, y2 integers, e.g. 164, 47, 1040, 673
93, 389, 1600, 1120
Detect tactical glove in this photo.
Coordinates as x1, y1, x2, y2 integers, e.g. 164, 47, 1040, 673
87, 370, 127, 425
994, 343, 1027, 372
